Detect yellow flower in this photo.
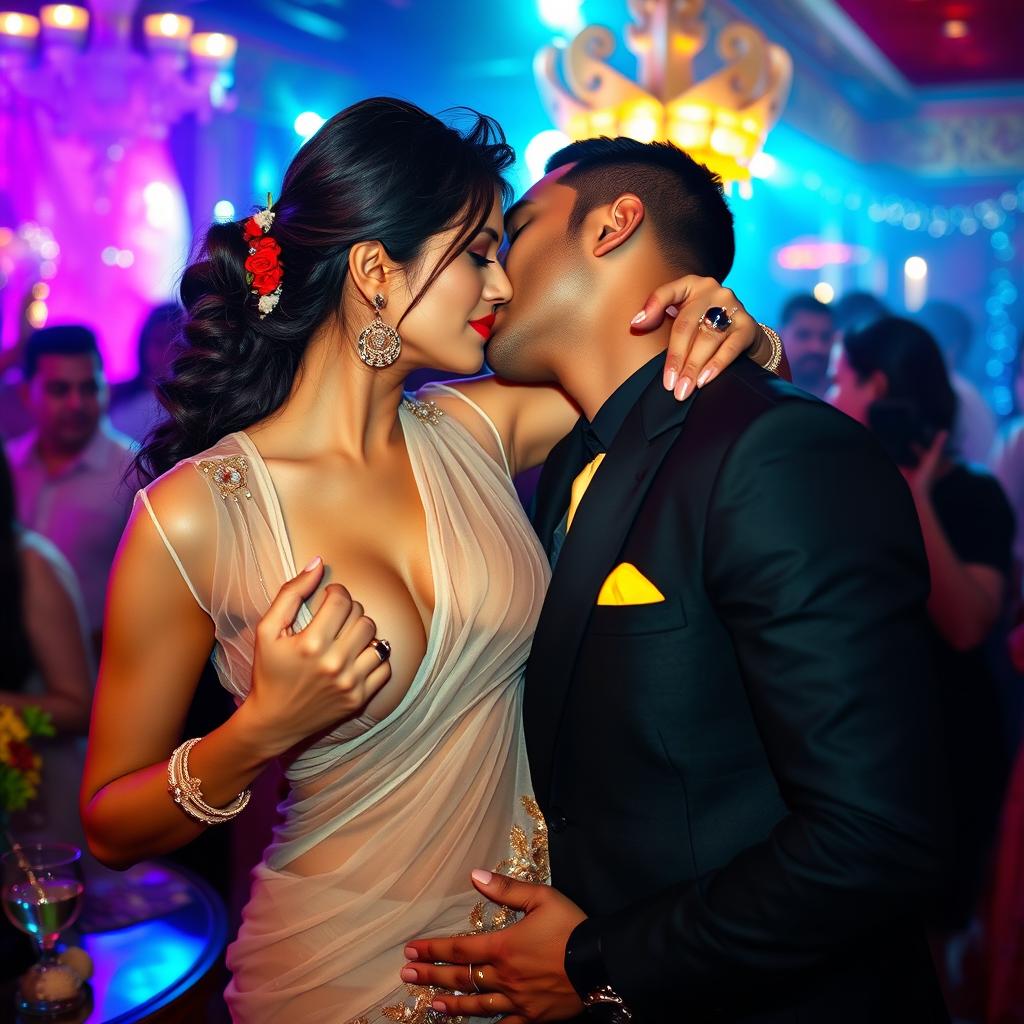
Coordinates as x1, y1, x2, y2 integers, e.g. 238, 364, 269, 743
0, 705, 29, 743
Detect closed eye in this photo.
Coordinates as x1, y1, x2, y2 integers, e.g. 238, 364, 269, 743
469, 252, 496, 267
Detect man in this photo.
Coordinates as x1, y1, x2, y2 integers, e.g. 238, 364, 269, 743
916, 300, 996, 466
7, 326, 135, 651
778, 292, 835, 398
404, 139, 950, 1022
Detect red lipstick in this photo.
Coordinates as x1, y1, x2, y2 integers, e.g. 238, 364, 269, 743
469, 313, 496, 340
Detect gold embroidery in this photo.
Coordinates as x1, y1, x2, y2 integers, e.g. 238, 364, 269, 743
381, 985, 465, 1023
469, 795, 550, 933
382, 797, 547, 1023
402, 397, 443, 425
197, 456, 252, 502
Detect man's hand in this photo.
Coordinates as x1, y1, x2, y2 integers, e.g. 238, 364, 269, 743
402, 869, 587, 1023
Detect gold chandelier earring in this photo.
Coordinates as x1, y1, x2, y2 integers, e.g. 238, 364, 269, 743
357, 293, 402, 368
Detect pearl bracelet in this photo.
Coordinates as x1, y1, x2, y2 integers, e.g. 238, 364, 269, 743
167, 737, 251, 825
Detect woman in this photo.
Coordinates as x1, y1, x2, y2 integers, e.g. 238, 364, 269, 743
81, 98, 778, 1022
828, 317, 1013, 930
0, 446, 93, 847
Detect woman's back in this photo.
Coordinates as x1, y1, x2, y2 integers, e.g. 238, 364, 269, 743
139, 396, 551, 1021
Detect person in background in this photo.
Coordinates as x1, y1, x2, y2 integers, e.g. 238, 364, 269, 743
778, 292, 836, 397
917, 300, 997, 466
0, 286, 38, 441
831, 289, 888, 339
828, 316, 1014, 999
110, 303, 179, 442
0, 445, 94, 847
5, 326, 135, 653
993, 332, 1024, 568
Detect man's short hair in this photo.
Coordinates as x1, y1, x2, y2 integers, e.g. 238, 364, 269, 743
545, 137, 735, 282
780, 293, 833, 326
24, 325, 101, 379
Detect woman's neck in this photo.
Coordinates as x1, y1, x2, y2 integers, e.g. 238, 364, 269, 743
247, 321, 409, 461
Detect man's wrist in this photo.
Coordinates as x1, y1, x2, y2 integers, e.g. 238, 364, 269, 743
564, 916, 608, 999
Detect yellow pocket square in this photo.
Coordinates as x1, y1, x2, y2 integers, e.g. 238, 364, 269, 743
597, 563, 665, 606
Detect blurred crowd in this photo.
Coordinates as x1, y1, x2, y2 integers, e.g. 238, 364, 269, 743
0, 286, 1022, 1020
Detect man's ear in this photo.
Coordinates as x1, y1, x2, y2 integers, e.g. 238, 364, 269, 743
592, 194, 645, 258
868, 369, 889, 402
347, 241, 393, 306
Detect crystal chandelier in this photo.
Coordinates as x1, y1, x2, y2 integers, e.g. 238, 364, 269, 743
0, 0, 237, 143
535, 0, 792, 183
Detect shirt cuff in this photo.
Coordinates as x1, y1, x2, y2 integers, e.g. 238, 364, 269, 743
564, 916, 608, 1001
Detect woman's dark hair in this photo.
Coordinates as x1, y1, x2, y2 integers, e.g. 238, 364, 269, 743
139, 97, 515, 480
843, 316, 958, 464
0, 447, 35, 691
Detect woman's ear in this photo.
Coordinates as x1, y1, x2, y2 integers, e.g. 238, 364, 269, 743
593, 194, 645, 258
347, 241, 391, 306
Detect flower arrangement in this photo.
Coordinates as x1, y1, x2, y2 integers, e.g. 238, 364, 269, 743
0, 705, 53, 827
243, 196, 284, 319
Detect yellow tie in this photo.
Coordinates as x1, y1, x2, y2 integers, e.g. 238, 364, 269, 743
566, 453, 605, 533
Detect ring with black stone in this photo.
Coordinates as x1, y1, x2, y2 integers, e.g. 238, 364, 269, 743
700, 305, 733, 332
369, 638, 391, 664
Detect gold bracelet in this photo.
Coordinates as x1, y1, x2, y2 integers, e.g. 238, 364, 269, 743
167, 738, 251, 826
756, 322, 784, 374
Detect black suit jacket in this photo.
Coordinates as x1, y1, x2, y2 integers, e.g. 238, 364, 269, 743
525, 360, 951, 1023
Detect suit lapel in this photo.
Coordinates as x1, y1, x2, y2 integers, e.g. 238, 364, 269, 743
525, 373, 696, 803
531, 418, 586, 553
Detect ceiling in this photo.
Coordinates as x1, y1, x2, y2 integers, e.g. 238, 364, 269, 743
834, 0, 1024, 86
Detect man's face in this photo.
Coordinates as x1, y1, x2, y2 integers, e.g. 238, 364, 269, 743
781, 311, 836, 394
486, 164, 587, 382
25, 353, 107, 453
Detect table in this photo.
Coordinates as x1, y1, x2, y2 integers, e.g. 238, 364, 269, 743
2, 861, 228, 1023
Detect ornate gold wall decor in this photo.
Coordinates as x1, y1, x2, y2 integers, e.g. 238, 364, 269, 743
535, 0, 792, 182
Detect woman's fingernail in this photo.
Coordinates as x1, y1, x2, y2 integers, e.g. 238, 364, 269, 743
471, 868, 493, 885
432, 1002, 447, 1012
630, 310, 647, 325
666, 304, 679, 318
404, 946, 419, 961
303, 556, 322, 572
664, 367, 678, 391
697, 366, 718, 388
401, 967, 418, 982
675, 376, 692, 401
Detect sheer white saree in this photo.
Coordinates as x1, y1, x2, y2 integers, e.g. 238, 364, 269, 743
138, 394, 551, 1022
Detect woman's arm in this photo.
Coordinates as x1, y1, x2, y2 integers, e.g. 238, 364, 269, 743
82, 466, 394, 870
908, 487, 1004, 652
0, 544, 94, 734
81, 479, 273, 869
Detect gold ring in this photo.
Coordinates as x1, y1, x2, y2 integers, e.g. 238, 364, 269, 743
368, 638, 391, 664
472, 965, 486, 993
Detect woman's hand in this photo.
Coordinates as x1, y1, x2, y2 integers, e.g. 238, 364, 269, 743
631, 275, 772, 399
241, 557, 392, 756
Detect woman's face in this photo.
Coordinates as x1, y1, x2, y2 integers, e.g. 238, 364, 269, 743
826, 348, 880, 426
394, 193, 511, 376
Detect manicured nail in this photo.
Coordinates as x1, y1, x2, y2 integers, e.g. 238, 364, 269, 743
401, 967, 418, 982
675, 376, 692, 401
303, 556, 322, 572
471, 868, 493, 885
664, 366, 678, 391
630, 310, 647, 325
666, 304, 679, 318
404, 946, 419, 961
697, 366, 718, 388
432, 1002, 447, 1013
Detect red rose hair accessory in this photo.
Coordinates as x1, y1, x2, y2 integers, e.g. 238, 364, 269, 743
243, 193, 284, 319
